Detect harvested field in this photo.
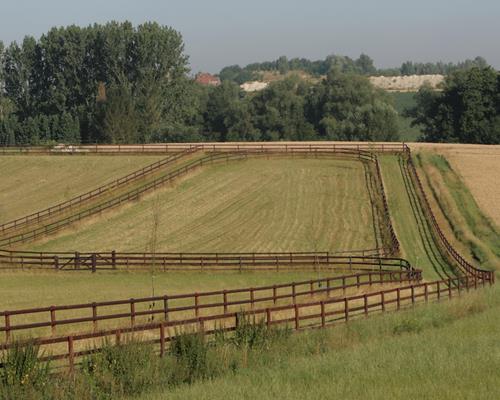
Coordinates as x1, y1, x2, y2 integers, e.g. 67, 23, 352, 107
410, 144, 500, 226
28, 157, 382, 253
0, 155, 165, 223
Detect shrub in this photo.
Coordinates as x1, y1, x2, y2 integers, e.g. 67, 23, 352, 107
169, 331, 210, 384
0, 342, 49, 390
81, 340, 158, 398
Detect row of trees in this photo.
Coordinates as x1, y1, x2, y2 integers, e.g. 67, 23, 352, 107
0, 22, 195, 145
219, 55, 490, 84
0, 22, 400, 145
408, 67, 500, 144
192, 71, 399, 142
0, 22, 497, 145
220, 54, 377, 83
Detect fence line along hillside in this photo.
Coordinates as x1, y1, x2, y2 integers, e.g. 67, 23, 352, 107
0, 273, 490, 371
0, 269, 421, 341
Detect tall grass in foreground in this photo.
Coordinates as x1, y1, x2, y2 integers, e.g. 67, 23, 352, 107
0, 287, 497, 400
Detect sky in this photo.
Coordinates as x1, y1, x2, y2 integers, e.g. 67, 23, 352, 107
1, 0, 499, 73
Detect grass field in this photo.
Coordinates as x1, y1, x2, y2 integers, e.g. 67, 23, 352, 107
28, 157, 381, 253
138, 284, 499, 400
0, 147, 498, 399
0, 270, 340, 311
0, 155, 165, 223
379, 155, 450, 280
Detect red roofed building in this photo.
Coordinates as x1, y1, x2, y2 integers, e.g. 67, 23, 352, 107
195, 73, 221, 86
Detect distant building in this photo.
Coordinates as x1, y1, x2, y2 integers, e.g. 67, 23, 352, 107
195, 73, 221, 86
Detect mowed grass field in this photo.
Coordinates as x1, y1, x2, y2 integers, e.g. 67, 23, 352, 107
28, 157, 380, 253
0, 155, 166, 223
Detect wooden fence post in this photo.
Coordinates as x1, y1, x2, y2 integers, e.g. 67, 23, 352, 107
159, 323, 165, 357
381, 292, 385, 312
294, 304, 300, 330
130, 299, 135, 326
68, 336, 75, 373
344, 298, 349, 322
111, 250, 116, 269
223, 290, 228, 313
74, 252, 80, 269
194, 293, 199, 317
91, 254, 97, 273
92, 303, 98, 332
250, 288, 255, 309
364, 294, 368, 315
50, 306, 56, 335
320, 301, 326, 327
54, 256, 59, 271
4, 313, 10, 341
266, 308, 271, 328
163, 296, 169, 322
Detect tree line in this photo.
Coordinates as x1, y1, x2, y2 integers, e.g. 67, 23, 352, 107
219, 55, 490, 84
0, 22, 498, 145
0, 23, 399, 145
408, 67, 500, 144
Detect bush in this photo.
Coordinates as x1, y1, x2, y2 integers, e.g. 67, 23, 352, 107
0, 342, 49, 389
233, 313, 291, 349
81, 340, 159, 398
169, 331, 210, 384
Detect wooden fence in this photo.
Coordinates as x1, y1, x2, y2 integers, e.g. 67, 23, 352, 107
0, 147, 200, 235
0, 273, 490, 371
0, 270, 421, 341
0, 251, 410, 273
0, 142, 407, 155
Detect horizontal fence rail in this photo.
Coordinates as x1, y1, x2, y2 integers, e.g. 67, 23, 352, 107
0, 270, 421, 341
0, 142, 408, 155
0, 252, 411, 273
0, 273, 489, 370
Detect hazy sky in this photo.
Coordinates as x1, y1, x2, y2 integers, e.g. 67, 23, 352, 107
1, 0, 499, 73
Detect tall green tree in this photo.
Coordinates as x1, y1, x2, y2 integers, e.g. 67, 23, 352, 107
250, 76, 315, 140
306, 70, 399, 141
408, 67, 500, 144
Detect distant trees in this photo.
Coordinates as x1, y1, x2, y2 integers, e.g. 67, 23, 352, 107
407, 67, 500, 144
306, 70, 398, 141
219, 55, 491, 85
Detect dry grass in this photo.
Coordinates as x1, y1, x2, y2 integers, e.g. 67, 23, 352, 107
410, 143, 500, 226
0, 155, 165, 223
28, 157, 380, 253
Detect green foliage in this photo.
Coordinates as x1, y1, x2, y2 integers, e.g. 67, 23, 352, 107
169, 331, 211, 383
0, 22, 190, 145
306, 70, 399, 141
81, 340, 159, 397
407, 68, 500, 144
0, 342, 49, 394
233, 314, 291, 349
